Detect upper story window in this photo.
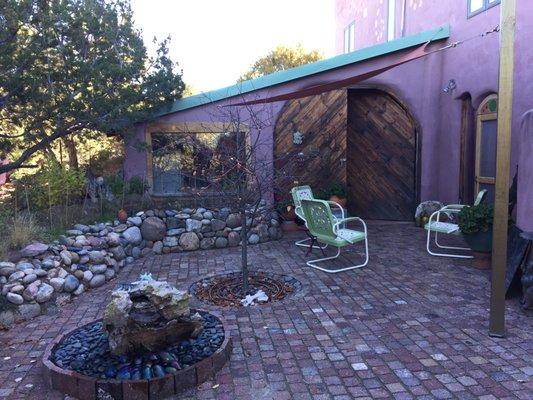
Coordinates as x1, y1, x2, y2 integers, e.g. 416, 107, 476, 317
343, 21, 355, 53
387, 0, 396, 41
468, 0, 500, 18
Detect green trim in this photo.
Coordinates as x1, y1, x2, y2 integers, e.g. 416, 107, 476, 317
156, 25, 450, 116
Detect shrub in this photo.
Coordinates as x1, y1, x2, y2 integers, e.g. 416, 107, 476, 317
14, 162, 86, 210
104, 175, 126, 197
458, 204, 494, 235
127, 176, 146, 195
5, 213, 42, 249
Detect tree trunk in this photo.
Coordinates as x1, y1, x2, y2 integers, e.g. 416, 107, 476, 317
62, 136, 78, 169
241, 209, 249, 295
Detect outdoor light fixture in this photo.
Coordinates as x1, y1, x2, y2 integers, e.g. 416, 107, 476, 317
443, 79, 457, 93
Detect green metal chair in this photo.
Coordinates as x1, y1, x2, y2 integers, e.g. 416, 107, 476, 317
300, 198, 368, 273
425, 190, 487, 258
291, 185, 345, 250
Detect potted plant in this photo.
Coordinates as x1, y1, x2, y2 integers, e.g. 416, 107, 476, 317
276, 200, 299, 232
458, 203, 493, 268
327, 181, 347, 208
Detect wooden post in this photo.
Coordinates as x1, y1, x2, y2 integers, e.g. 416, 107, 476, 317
489, 0, 516, 337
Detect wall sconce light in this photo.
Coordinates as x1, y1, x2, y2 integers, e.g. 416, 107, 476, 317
443, 79, 457, 93
292, 131, 303, 145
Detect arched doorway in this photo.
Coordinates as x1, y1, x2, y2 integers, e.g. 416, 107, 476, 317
347, 89, 418, 221
475, 94, 498, 204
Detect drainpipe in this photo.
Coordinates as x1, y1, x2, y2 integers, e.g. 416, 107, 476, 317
400, 0, 406, 37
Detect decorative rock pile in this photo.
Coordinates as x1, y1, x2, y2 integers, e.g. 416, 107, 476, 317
0, 203, 281, 329
104, 279, 203, 355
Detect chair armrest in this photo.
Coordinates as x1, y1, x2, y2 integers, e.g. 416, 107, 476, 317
437, 205, 465, 214
326, 200, 345, 219
333, 217, 365, 231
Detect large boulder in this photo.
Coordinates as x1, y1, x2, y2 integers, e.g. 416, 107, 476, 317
140, 217, 166, 242
228, 231, 241, 247
123, 227, 142, 245
210, 219, 226, 232
226, 213, 242, 229
179, 232, 199, 251
20, 243, 48, 257
64, 275, 80, 293
35, 283, 54, 303
186, 219, 202, 232
6, 292, 23, 305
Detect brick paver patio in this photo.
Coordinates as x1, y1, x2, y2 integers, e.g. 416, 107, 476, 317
0, 221, 531, 399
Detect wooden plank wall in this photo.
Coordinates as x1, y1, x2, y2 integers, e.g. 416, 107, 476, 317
273, 90, 347, 200
347, 89, 416, 220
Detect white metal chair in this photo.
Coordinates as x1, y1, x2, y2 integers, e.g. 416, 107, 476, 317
425, 190, 487, 258
291, 185, 345, 251
300, 198, 368, 273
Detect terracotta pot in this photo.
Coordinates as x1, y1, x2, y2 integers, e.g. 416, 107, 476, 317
117, 209, 128, 222
280, 220, 299, 232
472, 251, 492, 270
281, 206, 296, 221
329, 195, 347, 208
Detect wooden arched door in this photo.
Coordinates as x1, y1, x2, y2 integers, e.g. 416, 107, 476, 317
347, 89, 417, 221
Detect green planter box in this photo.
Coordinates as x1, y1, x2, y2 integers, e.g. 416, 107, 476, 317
463, 230, 493, 253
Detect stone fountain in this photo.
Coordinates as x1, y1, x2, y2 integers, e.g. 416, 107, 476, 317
104, 279, 203, 355
43, 276, 232, 399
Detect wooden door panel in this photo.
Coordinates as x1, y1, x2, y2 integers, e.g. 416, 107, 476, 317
347, 90, 416, 221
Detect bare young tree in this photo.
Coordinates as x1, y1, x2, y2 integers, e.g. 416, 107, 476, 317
151, 100, 302, 296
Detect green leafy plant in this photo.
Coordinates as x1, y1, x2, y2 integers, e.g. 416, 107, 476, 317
458, 204, 494, 235
127, 176, 146, 195
327, 181, 347, 198
104, 175, 126, 197
14, 163, 86, 210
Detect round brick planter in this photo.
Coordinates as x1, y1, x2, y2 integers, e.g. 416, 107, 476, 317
42, 312, 232, 400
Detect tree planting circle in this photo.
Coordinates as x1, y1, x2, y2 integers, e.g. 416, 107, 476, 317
190, 271, 302, 307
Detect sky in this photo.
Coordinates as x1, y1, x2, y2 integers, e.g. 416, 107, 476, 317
130, 0, 334, 94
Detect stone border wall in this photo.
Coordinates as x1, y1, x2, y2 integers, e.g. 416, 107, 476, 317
42, 313, 232, 400
0, 204, 281, 329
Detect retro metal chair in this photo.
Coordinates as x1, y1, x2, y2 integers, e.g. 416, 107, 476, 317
424, 190, 487, 258
300, 198, 368, 273
291, 185, 345, 252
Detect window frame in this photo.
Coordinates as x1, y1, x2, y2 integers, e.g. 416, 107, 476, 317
467, 0, 500, 18
343, 21, 355, 53
387, 0, 396, 42
145, 122, 250, 197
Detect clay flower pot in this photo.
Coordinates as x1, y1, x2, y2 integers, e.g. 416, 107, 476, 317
117, 209, 128, 222
329, 195, 347, 208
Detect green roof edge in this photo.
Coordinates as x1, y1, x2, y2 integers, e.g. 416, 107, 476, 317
156, 25, 450, 116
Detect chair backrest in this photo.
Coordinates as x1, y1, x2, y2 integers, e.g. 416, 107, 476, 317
301, 199, 335, 239
474, 189, 488, 206
291, 185, 314, 219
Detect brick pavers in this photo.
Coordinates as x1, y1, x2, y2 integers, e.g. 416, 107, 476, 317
0, 221, 531, 399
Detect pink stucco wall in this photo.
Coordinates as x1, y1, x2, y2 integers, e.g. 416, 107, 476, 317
333, 0, 532, 230
125, 0, 533, 231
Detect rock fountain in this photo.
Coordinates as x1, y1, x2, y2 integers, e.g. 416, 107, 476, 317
43, 276, 232, 399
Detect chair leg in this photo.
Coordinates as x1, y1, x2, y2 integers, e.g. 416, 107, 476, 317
295, 237, 328, 250
426, 228, 473, 259
306, 238, 368, 274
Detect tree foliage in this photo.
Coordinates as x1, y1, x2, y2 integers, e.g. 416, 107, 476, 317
238, 44, 323, 82
0, 0, 185, 174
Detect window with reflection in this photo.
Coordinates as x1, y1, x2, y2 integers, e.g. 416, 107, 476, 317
468, 0, 500, 18
151, 131, 246, 195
